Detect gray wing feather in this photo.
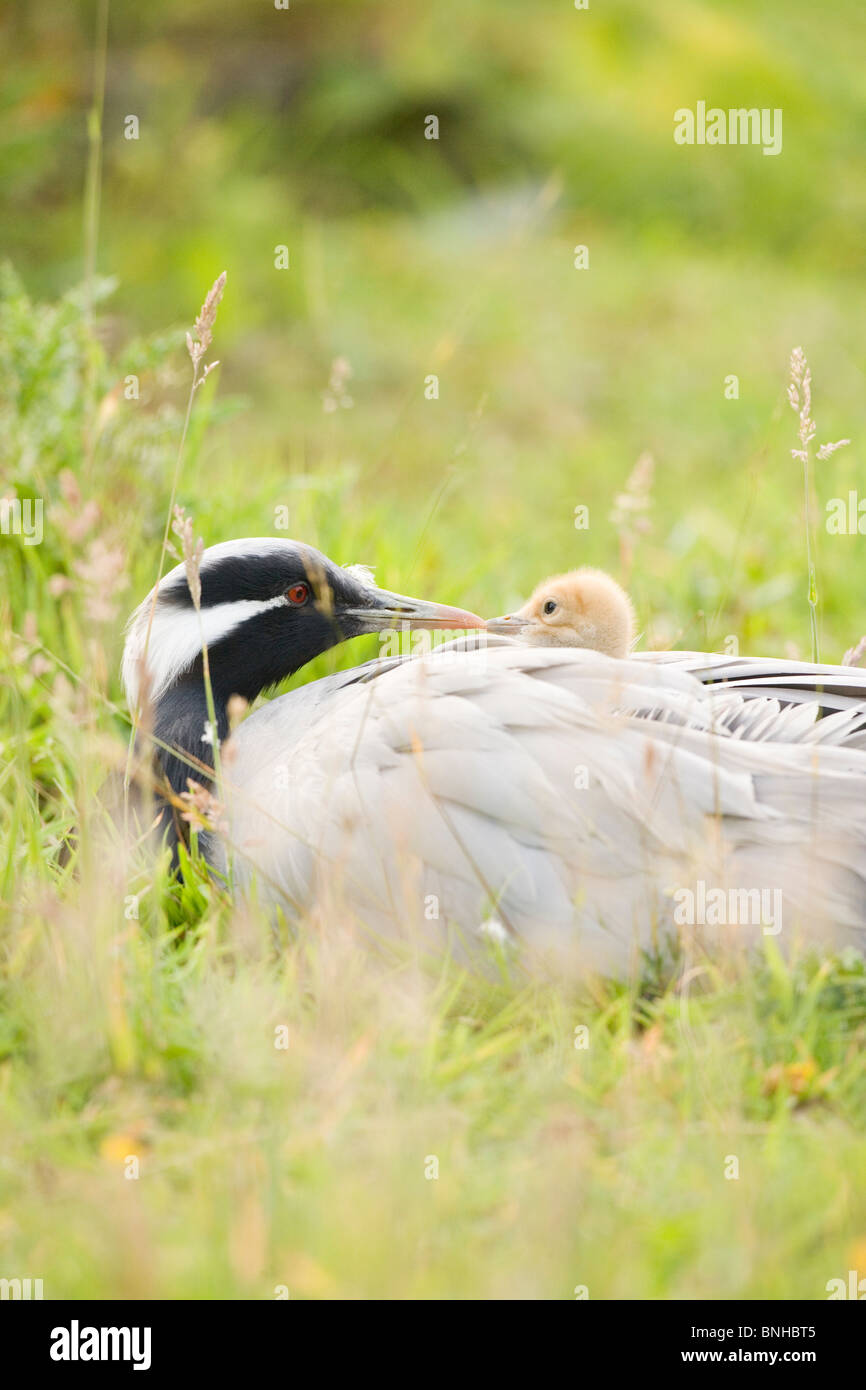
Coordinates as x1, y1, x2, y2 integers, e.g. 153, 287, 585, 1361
222, 646, 866, 970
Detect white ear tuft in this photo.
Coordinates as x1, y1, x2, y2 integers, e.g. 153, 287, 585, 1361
343, 563, 376, 588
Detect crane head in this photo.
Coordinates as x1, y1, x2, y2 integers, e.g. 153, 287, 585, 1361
122, 537, 485, 714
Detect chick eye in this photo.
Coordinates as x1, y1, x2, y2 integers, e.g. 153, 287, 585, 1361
287, 582, 310, 606
543, 599, 557, 615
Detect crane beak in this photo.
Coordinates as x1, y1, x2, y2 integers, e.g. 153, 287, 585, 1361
484, 612, 530, 635
348, 588, 487, 632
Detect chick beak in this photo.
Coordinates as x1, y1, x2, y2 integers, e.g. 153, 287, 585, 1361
484, 612, 530, 636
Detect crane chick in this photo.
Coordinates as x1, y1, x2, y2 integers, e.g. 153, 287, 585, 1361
486, 568, 635, 657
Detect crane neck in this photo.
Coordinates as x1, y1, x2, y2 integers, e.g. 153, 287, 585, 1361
151, 677, 231, 858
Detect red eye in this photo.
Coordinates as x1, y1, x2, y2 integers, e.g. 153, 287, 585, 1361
287, 582, 310, 606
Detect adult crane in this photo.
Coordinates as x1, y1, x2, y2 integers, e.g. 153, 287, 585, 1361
123, 538, 866, 974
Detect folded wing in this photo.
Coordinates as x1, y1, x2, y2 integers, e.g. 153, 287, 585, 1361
223, 646, 866, 971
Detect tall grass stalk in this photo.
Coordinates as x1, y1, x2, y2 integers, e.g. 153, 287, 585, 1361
169, 504, 230, 877
82, 0, 109, 323
123, 274, 226, 813
81, 0, 109, 472
788, 347, 850, 664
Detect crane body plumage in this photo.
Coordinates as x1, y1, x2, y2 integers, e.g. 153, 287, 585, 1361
217, 641, 866, 973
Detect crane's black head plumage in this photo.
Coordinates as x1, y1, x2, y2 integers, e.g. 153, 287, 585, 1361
122, 537, 483, 862
134, 543, 379, 699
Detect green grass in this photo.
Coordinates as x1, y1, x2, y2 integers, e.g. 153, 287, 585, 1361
3, 846, 866, 1299
3, 0, 866, 1298
2, 254, 866, 1300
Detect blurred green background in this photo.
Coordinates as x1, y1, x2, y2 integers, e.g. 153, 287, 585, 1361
4, 0, 866, 653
